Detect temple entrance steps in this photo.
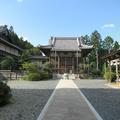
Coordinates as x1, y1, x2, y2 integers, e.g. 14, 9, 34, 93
53, 73, 78, 80
68, 74, 76, 80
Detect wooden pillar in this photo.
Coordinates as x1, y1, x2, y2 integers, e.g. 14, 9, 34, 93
55, 51, 56, 73
108, 60, 112, 82
76, 51, 79, 74
65, 57, 66, 73
72, 57, 74, 73
83, 57, 86, 70
58, 56, 60, 74
49, 55, 51, 63
116, 60, 119, 81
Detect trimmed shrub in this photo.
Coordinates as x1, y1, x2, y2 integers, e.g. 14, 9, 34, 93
104, 71, 116, 82
0, 73, 8, 82
22, 62, 53, 81
0, 81, 12, 106
27, 72, 52, 81
91, 69, 101, 76
27, 72, 41, 81
0, 56, 15, 70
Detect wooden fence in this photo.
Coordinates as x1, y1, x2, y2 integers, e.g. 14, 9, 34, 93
0, 70, 22, 81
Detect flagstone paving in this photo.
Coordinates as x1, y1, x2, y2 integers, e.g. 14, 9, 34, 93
37, 80, 99, 120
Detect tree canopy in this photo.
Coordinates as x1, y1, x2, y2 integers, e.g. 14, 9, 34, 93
0, 25, 33, 49
8, 25, 33, 49
82, 30, 120, 76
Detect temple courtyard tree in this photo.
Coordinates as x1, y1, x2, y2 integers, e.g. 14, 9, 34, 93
0, 56, 15, 70
113, 41, 120, 51
104, 36, 114, 53
91, 30, 101, 71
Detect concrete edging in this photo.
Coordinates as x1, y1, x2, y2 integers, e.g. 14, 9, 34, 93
72, 81, 103, 120
105, 84, 120, 89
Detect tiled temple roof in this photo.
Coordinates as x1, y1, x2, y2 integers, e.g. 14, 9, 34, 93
49, 37, 93, 51
40, 37, 93, 56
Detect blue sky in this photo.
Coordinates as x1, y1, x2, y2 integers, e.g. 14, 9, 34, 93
0, 0, 120, 46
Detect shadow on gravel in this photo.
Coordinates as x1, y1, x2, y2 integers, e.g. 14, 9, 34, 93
80, 88, 120, 120
0, 88, 54, 120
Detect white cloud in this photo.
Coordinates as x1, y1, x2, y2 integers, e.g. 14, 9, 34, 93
23, 37, 28, 40
102, 24, 115, 28
18, 36, 28, 41
0, 24, 7, 26
17, 0, 23, 2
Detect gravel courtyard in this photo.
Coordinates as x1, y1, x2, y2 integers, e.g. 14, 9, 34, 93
1, 79, 120, 120
0, 79, 59, 120
74, 79, 120, 120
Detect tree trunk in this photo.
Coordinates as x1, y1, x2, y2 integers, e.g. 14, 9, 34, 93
96, 49, 99, 71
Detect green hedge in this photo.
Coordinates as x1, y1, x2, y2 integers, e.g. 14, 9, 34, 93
22, 62, 53, 81
22, 71, 52, 81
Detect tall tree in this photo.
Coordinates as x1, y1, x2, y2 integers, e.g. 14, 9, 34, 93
104, 36, 114, 53
113, 41, 120, 51
91, 30, 101, 71
9, 26, 14, 33
82, 35, 91, 45
8, 26, 33, 49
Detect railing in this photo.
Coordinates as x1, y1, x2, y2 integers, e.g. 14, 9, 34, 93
0, 70, 22, 81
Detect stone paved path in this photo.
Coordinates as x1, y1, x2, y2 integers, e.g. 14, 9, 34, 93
37, 80, 100, 120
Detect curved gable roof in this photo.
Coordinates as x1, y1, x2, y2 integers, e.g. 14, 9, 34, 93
53, 37, 80, 51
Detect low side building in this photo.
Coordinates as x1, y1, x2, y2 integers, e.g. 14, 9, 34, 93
28, 56, 49, 66
0, 37, 22, 58
103, 49, 120, 81
0, 26, 22, 59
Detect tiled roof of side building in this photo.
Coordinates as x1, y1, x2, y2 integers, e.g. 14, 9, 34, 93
0, 37, 23, 51
102, 49, 120, 60
29, 56, 49, 59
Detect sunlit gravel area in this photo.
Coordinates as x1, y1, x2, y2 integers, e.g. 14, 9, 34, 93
74, 79, 120, 120
0, 79, 59, 120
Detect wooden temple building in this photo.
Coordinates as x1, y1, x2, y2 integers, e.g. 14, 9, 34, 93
40, 37, 93, 74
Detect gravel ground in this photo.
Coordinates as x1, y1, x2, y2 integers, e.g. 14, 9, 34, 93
0, 79, 59, 120
74, 80, 120, 120
74, 79, 108, 89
